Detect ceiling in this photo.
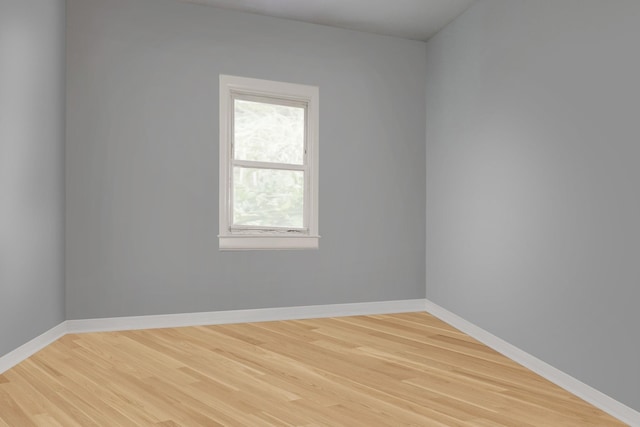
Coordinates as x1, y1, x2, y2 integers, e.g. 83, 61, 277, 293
178, 0, 475, 41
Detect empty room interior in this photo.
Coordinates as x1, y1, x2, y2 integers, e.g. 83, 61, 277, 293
1, 0, 639, 425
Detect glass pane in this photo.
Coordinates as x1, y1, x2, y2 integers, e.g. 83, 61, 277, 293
233, 167, 304, 228
234, 99, 305, 165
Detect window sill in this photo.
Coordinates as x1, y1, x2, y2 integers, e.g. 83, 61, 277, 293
219, 235, 320, 251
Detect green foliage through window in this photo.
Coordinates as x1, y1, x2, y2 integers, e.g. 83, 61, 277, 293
232, 98, 306, 229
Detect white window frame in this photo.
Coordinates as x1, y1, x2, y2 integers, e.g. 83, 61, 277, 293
219, 75, 319, 250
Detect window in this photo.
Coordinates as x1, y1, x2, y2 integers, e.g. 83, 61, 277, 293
219, 75, 319, 250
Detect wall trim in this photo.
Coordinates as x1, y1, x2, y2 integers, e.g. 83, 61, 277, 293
2, 299, 425, 374
424, 299, 640, 427
0, 323, 67, 374
65, 299, 427, 334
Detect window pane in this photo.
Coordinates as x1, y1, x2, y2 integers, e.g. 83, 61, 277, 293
234, 99, 305, 165
233, 167, 304, 228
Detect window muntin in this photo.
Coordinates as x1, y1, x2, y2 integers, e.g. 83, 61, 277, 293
219, 75, 319, 250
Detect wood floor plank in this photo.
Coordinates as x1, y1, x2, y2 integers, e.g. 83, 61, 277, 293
0, 313, 627, 426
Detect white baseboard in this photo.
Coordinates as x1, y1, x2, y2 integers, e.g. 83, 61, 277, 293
0, 323, 67, 374
65, 299, 427, 334
424, 299, 640, 427
1, 299, 425, 374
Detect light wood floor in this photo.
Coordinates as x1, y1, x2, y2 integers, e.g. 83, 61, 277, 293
0, 312, 626, 426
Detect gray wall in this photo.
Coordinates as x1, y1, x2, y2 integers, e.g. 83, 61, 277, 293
65, 0, 426, 319
426, 0, 640, 411
0, 0, 66, 356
